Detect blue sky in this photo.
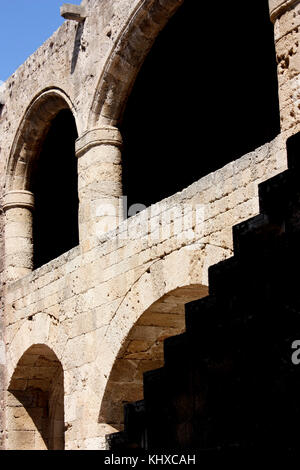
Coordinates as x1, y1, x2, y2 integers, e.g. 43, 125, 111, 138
0, 0, 82, 82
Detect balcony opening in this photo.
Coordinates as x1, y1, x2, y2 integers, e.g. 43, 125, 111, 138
121, 0, 280, 212
31, 109, 79, 269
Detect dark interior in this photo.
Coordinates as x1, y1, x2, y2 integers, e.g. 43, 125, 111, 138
29, 0, 280, 264
31, 109, 79, 269
121, 0, 280, 212
108, 134, 300, 452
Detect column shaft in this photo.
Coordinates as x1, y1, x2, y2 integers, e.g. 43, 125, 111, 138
3, 190, 34, 282
269, 0, 300, 135
76, 126, 123, 251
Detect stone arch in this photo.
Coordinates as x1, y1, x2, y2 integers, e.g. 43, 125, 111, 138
7, 344, 64, 450
5, 88, 77, 192
3, 88, 79, 279
96, 244, 231, 435
6, 312, 68, 385
89, 0, 184, 127
99, 284, 207, 431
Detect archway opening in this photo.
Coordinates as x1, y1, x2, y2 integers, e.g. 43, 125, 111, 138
31, 109, 79, 269
121, 0, 280, 211
99, 284, 208, 432
7, 344, 64, 450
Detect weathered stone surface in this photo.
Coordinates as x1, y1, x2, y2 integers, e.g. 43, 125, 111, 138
60, 4, 87, 22
0, 0, 298, 451
269, 0, 300, 22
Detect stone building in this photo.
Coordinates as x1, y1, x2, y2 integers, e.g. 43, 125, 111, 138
0, 0, 299, 450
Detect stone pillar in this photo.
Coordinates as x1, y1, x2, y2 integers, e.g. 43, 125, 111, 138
3, 190, 34, 282
269, 0, 300, 135
75, 126, 123, 252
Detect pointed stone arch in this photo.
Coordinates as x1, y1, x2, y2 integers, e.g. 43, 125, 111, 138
5, 88, 77, 192
89, 0, 184, 127
95, 244, 231, 438
7, 344, 64, 450
99, 284, 207, 432
3, 89, 79, 280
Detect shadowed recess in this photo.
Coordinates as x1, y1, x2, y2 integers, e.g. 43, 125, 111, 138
99, 284, 208, 433
31, 109, 79, 269
121, 0, 280, 211
7, 344, 64, 450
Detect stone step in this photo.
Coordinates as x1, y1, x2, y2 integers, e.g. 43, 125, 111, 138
163, 333, 188, 367
123, 400, 147, 448
106, 430, 129, 450
185, 296, 217, 333
106, 133, 300, 450
258, 171, 289, 220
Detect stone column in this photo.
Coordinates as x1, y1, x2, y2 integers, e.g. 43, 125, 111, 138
75, 126, 123, 252
269, 0, 300, 135
3, 190, 34, 282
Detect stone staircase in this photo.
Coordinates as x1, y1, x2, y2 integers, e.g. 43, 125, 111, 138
107, 133, 300, 451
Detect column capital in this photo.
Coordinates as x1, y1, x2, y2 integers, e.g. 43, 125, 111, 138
3, 190, 35, 212
75, 126, 123, 158
269, 0, 300, 22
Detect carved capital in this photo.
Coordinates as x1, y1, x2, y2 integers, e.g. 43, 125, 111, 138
3, 190, 35, 211
75, 127, 123, 158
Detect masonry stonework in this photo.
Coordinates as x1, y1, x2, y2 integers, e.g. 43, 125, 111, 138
0, 0, 299, 450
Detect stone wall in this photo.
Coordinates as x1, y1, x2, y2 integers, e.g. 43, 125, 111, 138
108, 130, 300, 452
4, 134, 287, 449
0, 0, 299, 450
